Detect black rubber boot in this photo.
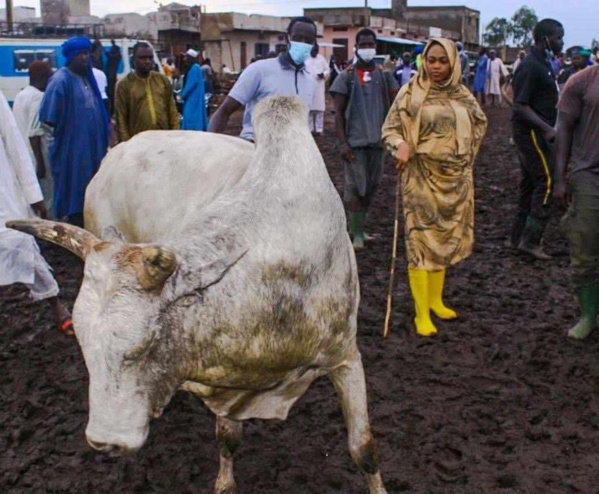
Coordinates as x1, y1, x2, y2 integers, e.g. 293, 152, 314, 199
518, 215, 552, 260
508, 211, 528, 249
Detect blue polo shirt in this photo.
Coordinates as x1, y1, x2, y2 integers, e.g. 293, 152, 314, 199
228, 54, 316, 141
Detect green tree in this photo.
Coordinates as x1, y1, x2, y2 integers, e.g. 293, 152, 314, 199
509, 6, 538, 46
483, 17, 510, 47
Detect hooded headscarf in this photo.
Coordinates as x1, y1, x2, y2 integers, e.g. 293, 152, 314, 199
398, 37, 475, 156
62, 36, 93, 64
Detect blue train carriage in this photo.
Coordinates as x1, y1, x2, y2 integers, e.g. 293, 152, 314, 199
0, 38, 160, 105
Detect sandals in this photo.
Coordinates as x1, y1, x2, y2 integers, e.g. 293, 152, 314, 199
59, 317, 75, 337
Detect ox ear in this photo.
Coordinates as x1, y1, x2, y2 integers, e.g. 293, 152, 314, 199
134, 245, 178, 291
6, 218, 100, 260
163, 248, 248, 305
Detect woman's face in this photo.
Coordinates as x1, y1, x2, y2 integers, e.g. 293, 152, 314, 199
426, 43, 452, 84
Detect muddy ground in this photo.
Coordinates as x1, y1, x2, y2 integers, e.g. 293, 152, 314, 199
2, 107, 599, 494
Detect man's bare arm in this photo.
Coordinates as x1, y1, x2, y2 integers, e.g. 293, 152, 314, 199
208, 96, 243, 134
554, 111, 578, 206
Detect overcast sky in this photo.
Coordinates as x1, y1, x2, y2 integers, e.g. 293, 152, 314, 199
15, 0, 597, 47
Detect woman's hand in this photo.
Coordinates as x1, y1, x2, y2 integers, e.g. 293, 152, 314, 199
395, 141, 411, 168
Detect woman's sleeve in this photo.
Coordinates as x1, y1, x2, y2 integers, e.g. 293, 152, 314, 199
381, 91, 408, 155
470, 98, 488, 157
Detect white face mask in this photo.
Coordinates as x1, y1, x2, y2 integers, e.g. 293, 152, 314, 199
357, 48, 376, 63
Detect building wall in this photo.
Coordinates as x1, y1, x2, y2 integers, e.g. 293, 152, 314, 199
103, 13, 156, 39
307, 5, 480, 49
0, 6, 37, 22
41, 0, 90, 23
404, 7, 479, 46
69, 0, 90, 17
204, 31, 285, 73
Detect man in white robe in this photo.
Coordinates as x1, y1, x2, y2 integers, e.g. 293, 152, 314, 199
305, 43, 330, 136
13, 61, 54, 216
0, 88, 72, 336
486, 50, 509, 106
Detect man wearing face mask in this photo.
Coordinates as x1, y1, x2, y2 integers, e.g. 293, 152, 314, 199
330, 28, 399, 250
508, 19, 564, 260
208, 16, 317, 141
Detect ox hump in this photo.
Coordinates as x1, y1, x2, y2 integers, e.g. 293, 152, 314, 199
252, 96, 307, 139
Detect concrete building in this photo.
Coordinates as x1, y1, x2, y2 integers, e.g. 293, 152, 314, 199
103, 13, 155, 40
103, 3, 201, 56
399, 6, 480, 48
147, 2, 201, 55
41, 0, 90, 24
0, 6, 37, 22
200, 13, 323, 73
305, 0, 481, 61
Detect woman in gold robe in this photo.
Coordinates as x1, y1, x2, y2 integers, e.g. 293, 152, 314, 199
382, 38, 487, 337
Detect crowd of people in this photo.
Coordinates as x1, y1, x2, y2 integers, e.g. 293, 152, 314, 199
1, 15, 598, 343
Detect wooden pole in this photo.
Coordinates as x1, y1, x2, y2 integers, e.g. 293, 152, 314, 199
383, 172, 402, 338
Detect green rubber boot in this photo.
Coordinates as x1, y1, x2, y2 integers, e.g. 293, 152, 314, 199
568, 285, 599, 340
350, 210, 366, 251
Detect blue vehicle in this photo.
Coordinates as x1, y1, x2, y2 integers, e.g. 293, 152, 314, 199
0, 38, 160, 104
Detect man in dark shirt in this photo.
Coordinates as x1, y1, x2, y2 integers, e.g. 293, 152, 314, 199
509, 18, 564, 260
330, 28, 399, 250
555, 64, 599, 339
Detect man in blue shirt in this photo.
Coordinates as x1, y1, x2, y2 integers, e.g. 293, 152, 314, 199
208, 16, 317, 141
181, 49, 208, 131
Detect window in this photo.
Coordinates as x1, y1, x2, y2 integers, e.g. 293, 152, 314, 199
332, 38, 349, 64
13, 49, 57, 73
254, 43, 269, 58
333, 26, 348, 32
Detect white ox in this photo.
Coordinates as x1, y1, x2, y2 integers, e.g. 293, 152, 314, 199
9, 97, 386, 493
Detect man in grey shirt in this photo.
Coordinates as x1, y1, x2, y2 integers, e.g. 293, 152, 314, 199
330, 28, 399, 250
209, 16, 317, 141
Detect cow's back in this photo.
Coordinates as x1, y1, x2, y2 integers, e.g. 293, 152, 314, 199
85, 131, 253, 242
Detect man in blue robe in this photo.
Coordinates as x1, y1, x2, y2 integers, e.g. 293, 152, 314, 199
473, 47, 489, 106
39, 37, 109, 225
181, 49, 208, 131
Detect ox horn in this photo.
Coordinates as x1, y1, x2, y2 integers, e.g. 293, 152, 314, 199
135, 245, 178, 290
6, 219, 100, 260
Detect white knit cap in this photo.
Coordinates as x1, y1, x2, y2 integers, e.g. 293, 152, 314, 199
185, 49, 198, 58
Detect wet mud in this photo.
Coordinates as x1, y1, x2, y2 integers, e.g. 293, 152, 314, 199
2, 107, 599, 493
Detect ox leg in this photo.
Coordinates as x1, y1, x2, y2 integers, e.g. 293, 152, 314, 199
329, 352, 387, 494
214, 416, 243, 494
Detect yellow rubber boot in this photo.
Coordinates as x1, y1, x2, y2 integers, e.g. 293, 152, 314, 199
408, 268, 438, 337
429, 269, 458, 320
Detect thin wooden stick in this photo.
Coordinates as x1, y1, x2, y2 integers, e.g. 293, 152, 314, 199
383, 172, 402, 338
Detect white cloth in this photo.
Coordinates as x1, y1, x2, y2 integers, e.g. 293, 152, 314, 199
12, 85, 54, 215
0, 88, 57, 296
486, 58, 509, 96
93, 67, 108, 100
309, 110, 324, 133
305, 54, 330, 112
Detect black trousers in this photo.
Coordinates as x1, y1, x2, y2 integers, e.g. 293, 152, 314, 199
510, 127, 555, 245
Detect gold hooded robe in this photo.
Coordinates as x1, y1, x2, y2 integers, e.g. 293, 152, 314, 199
382, 38, 488, 270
